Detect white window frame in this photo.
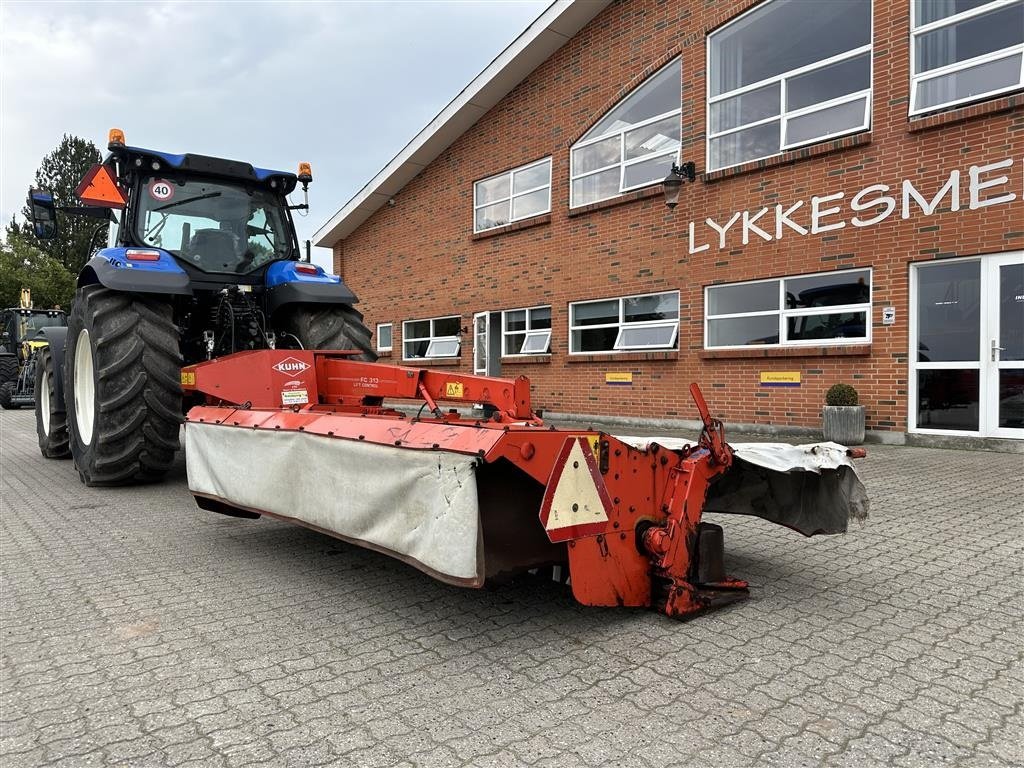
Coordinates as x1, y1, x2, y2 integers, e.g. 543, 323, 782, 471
501, 305, 552, 357
376, 322, 393, 353
704, 268, 873, 350
473, 158, 552, 234
570, 60, 682, 208
705, 0, 873, 173
908, 0, 1024, 117
402, 316, 461, 361
569, 291, 680, 355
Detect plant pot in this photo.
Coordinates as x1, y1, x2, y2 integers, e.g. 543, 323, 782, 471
822, 405, 865, 445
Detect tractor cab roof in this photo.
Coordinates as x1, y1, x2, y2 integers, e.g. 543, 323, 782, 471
109, 145, 298, 195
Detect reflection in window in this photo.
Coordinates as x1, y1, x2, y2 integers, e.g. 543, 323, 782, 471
705, 268, 871, 348
502, 306, 551, 356
916, 261, 980, 363
474, 159, 552, 233
570, 60, 681, 207
918, 369, 980, 431
403, 316, 461, 359
376, 323, 393, 352
707, 0, 872, 171
910, 0, 1024, 115
570, 292, 679, 353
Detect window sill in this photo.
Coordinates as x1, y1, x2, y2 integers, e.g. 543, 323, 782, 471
376, 350, 393, 358
700, 344, 870, 360
471, 214, 551, 240
501, 355, 551, 365
704, 132, 871, 183
908, 93, 1022, 133
567, 185, 663, 217
402, 358, 462, 367
566, 350, 677, 363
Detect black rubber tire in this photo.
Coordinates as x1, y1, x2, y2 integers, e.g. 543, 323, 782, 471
0, 354, 17, 385
35, 345, 71, 458
276, 304, 377, 361
64, 285, 182, 486
0, 380, 17, 409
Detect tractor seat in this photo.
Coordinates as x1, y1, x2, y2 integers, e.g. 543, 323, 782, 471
186, 229, 240, 270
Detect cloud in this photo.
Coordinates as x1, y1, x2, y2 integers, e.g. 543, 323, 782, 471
0, 0, 547, 269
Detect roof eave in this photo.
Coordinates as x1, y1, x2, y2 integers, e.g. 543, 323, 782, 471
313, 0, 611, 248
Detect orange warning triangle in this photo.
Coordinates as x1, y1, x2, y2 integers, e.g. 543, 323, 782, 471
74, 163, 127, 208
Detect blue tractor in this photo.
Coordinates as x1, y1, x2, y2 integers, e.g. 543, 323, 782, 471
28, 129, 374, 485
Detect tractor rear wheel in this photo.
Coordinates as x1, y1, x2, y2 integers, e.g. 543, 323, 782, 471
276, 304, 377, 360
35, 345, 70, 458
0, 354, 17, 385
64, 286, 182, 486
0, 380, 16, 409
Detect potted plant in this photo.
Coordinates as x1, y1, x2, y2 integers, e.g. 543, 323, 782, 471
822, 383, 865, 445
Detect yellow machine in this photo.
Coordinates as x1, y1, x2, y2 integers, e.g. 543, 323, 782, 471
0, 289, 67, 409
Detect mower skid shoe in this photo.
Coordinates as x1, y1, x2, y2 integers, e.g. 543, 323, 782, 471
657, 581, 749, 621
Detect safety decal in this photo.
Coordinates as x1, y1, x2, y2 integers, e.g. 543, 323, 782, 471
538, 436, 613, 543
180, 370, 196, 387
445, 382, 464, 398
148, 179, 174, 202
281, 389, 309, 406
74, 163, 127, 208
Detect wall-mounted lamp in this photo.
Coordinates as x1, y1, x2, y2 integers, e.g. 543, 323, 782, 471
662, 161, 696, 209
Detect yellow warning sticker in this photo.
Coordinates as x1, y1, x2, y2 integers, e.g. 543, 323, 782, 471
586, 435, 600, 458
180, 370, 196, 387
445, 382, 464, 398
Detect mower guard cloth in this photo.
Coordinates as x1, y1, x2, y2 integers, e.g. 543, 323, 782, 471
614, 438, 869, 536
186, 423, 484, 584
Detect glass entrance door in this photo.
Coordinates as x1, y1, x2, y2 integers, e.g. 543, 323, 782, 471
473, 312, 490, 376
988, 254, 1024, 438
911, 253, 1024, 438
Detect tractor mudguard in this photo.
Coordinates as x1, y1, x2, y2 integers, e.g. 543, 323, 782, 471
78, 248, 191, 296
36, 327, 68, 411
264, 261, 357, 314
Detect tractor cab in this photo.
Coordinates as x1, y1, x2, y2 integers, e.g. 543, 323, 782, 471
24, 129, 373, 486
1, 307, 67, 357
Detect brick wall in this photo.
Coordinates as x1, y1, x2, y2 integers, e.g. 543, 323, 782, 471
334, 0, 1024, 432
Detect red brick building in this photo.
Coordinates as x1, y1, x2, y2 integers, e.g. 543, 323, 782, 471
315, 0, 1024, 446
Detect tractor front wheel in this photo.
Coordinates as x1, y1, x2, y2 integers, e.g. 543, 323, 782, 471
276, 304, 377, 360
35, 345, 70, 458
64, 286, 182, 486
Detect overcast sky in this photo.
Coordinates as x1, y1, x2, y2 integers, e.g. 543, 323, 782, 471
0, 0, 548, 269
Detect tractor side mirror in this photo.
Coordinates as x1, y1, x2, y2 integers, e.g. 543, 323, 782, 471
27, 188, 58, 240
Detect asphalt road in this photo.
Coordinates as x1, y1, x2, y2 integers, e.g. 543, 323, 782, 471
1, 409, 1022, 767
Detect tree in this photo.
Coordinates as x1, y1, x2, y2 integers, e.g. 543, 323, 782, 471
0, 227, 76, 310
6, 134, 103, 275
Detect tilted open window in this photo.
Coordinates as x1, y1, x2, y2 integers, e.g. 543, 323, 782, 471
570, 291, 679, 354
403, 316, 461, 360
570, 59, 681, 208
910, 0, 1024, 116
707, 0, 872, 172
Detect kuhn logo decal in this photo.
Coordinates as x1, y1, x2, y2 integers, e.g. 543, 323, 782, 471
272, 357, 310, 375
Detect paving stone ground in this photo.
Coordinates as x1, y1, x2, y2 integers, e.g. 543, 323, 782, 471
1, 408, 1022, 768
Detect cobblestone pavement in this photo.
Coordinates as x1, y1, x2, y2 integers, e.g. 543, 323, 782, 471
1, 409, 1022, 768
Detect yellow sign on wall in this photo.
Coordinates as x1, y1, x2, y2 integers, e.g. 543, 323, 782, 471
605, 372, 633, 386
760, 371, 801, 387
